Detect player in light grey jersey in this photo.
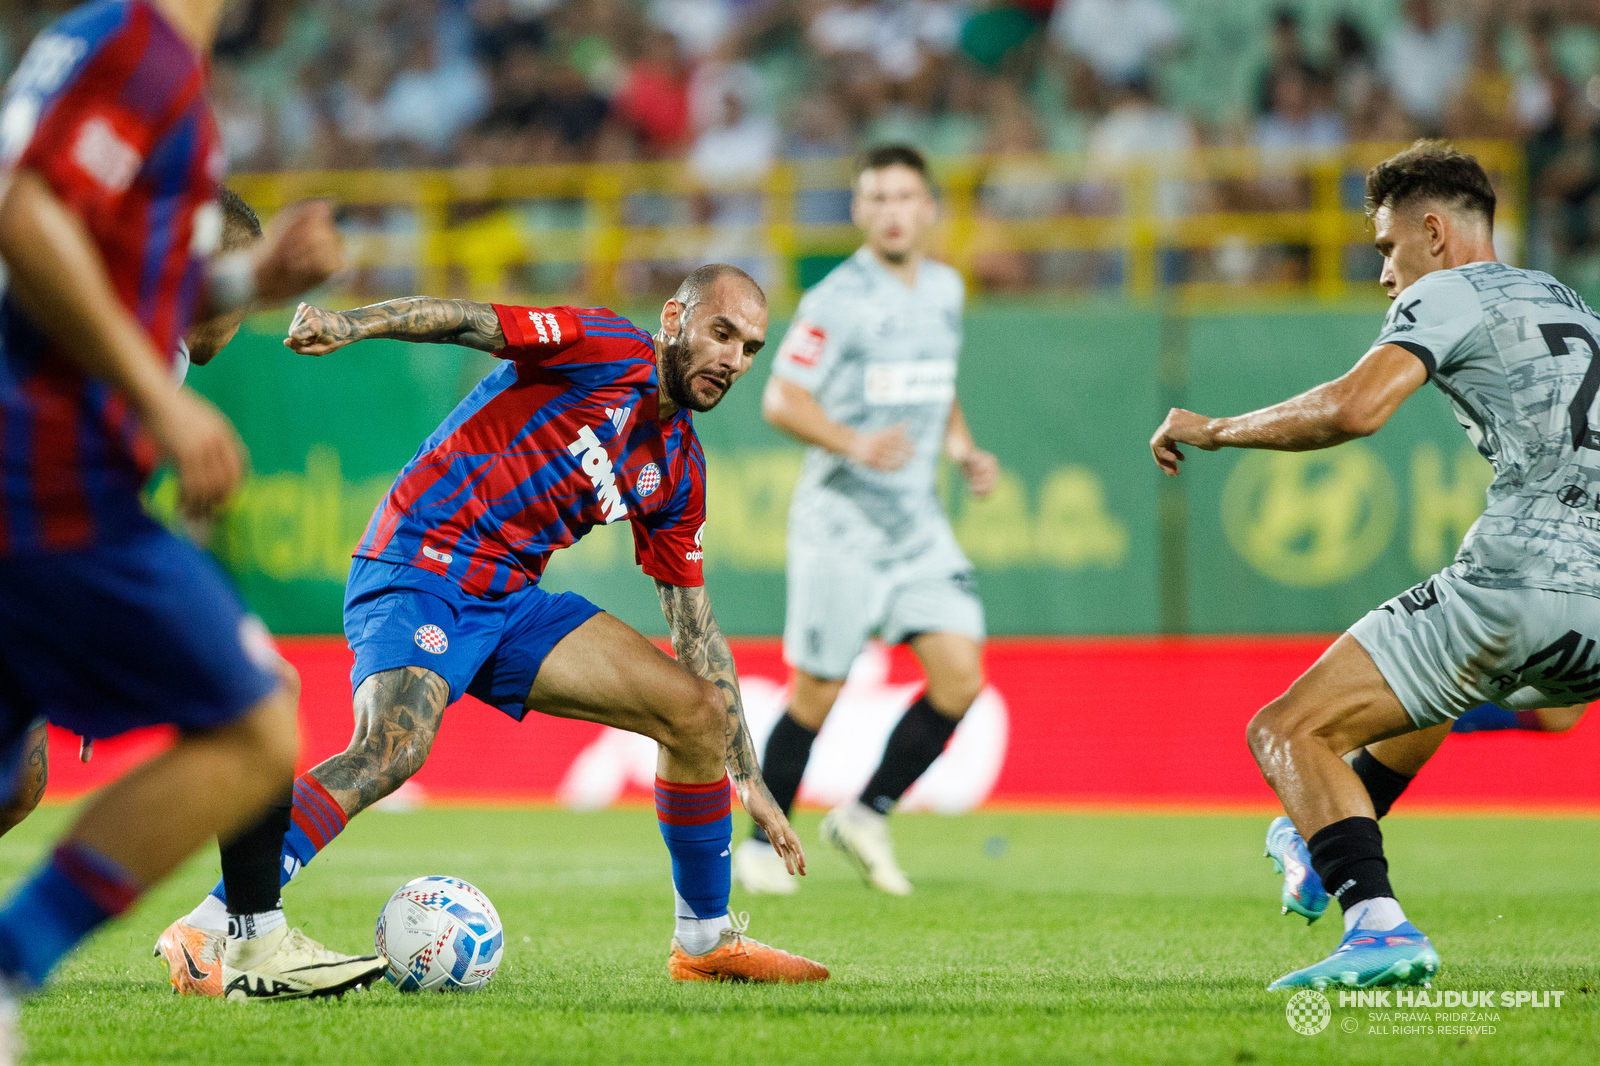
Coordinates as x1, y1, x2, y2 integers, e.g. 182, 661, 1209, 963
1151, 142, 1600, 990
734, 146, 998, 897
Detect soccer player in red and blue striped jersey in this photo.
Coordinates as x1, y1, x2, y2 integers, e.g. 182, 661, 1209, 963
168, 265, 828, 984
0, 0, 349, 1029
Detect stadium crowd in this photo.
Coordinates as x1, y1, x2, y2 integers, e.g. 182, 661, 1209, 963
3, 0, 1599, 286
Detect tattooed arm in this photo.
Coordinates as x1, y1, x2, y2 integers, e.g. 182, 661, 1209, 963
284, 297, 506, 356
656, 580, 807, 875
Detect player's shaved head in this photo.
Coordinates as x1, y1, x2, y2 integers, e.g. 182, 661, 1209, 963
658, 264, 767, 414
1366, 140, 1496, 229
187, 188, 264, 365
670, 263, 766, 319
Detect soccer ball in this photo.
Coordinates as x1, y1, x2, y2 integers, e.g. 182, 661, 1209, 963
375, 875, 504, 992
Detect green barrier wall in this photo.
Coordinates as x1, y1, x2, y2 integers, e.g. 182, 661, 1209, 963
172, 300, 1483, 636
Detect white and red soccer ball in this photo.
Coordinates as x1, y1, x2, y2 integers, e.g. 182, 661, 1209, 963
375, 876, 504, 992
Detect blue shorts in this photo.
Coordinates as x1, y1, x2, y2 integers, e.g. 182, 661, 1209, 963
0, 522, 281, 787
343, 558, 602, 719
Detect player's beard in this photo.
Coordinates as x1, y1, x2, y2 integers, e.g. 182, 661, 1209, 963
659, 325, 730, 413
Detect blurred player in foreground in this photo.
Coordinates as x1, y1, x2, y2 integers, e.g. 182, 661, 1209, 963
736, 145, 997, 898
0, 0, 342, 1051
163, 265, 829, 985
0, 187, 265, 838
1151, 141, 1600, 990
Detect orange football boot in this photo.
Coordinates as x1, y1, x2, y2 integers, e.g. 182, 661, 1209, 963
153, 919, 225, 997
667, 913, 828, 983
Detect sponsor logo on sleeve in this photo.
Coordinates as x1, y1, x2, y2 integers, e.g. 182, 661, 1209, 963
778, 321, 827, 368
566, 425, 629, 523
526, 310, 562, 344
685, 522, 705, 562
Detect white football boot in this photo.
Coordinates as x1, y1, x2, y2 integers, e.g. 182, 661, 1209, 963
820, 802, 913, 896
733, 838, 798, 895
221, 925, 386, 1001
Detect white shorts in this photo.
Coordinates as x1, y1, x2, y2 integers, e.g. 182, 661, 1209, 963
783, 531, 985, 680
1348, 565, 1600, 728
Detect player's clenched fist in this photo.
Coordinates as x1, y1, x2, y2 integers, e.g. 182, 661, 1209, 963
849, 423, 915, 472
284, 303, 358, 356
1150, 407, 1220, 476
147, 389, 248, 517
253, 199, 345, 305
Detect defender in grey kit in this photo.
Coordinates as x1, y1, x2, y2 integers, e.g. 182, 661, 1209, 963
1151, 141, 1600, 989
735, 145, 998, 896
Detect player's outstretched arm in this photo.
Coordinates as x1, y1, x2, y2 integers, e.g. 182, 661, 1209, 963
285, 297, 506, 355
1149, 343, 1428, 475
655, 580, 808, 876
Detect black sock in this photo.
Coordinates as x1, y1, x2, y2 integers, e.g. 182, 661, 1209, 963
1307, 816, 1394, 911
859, 696, 960, 815
220, 789, 291, 916
1351, 749, 1414, 819
751, 710, 817, 844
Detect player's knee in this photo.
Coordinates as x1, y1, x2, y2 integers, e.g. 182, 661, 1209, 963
929, 667, 984, 718
1246, 705, 1285, 766
229, 686, 300, 787
660, 679, 726, 761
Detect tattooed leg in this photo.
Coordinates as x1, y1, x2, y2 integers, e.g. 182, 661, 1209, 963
0, 721, 49, 837
310, 667, 451, 818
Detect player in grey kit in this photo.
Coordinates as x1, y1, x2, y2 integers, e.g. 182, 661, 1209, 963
735, 145, 998, 896
1152, 141, 1600, 989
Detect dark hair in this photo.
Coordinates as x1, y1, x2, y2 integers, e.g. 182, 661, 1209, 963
219, 187, 262, 251
672, 263, 766, 314
1365, 140, 1496, 227
857, 144, 929, 182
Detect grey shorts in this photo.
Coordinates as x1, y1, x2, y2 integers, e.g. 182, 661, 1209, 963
783, 534, 985, 680
1348, 566, 1600, 728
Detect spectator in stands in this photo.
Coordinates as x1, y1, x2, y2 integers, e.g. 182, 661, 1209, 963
613, 28, 693, 156
1514, 13, 1565, 136
689, 85, 780, 186
382, 34, 491, 157
1328, 14, 1377, 121
648, 0, 736, 61
1255, 6, 1309, 116
1252, 63, 1344, 155
1442, 19, 1517, 141
1379, 0, 1469, 130
1085, 74, 1195, 218
1047, 0, 1183, 87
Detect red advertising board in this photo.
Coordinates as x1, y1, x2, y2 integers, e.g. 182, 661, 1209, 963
39, 636, 1600, 810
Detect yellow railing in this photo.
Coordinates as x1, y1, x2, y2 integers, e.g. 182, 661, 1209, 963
230, 140, 1524, 308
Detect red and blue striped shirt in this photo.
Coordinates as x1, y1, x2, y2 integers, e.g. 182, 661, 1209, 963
354, 305, 709, 597
0, 0, 222, 554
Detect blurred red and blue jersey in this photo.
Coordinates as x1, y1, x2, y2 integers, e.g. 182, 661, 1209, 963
0, 0, 222, 554
354, 305, 709, 596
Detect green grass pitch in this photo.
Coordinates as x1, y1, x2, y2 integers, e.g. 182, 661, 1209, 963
4, 806, 1598, 1064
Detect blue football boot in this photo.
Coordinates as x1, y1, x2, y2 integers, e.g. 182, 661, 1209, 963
1265, 816, 1328, 924
1268, 921, 1440, 991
